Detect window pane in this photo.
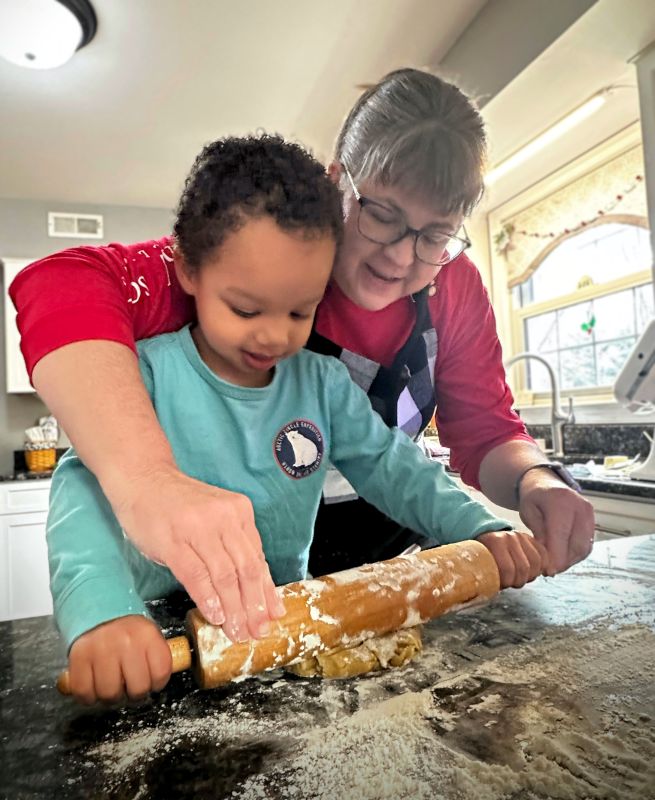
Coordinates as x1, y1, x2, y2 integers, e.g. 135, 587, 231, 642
592, 290, 635, 341
557, 302, 594, 348
636, 283, 655, 332
526, 353, 560, 392
521, 223, 651, 305
525, 312, 557, 352
597, 338, 637, 385
560, 346, 596, 389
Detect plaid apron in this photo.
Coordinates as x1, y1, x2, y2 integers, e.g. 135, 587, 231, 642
306, 287, 439, 574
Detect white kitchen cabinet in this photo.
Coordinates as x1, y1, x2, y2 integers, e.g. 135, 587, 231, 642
0, 480, 52, 621
585, 491, 655, 537
448, 477, 524, 528
3, 258, 34, 393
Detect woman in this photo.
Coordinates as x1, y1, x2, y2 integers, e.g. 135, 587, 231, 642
10, 69, 594, 641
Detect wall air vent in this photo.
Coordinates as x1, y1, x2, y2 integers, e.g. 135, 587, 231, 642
47, 212, 103, 239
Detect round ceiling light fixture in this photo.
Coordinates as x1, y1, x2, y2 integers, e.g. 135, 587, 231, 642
0, 0, 97, 70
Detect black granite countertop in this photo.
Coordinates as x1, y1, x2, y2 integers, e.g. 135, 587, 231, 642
441, 459, 655, 501
573, 472, 655, 500
0, 471, 53, 483
2, 537, 655, 800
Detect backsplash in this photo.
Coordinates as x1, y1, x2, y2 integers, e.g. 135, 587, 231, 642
526, 423, 652, 460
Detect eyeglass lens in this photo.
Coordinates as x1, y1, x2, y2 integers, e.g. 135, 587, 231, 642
358, 203, 465, 265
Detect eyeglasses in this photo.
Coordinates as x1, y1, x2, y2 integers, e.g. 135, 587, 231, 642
343, 165, 471, 266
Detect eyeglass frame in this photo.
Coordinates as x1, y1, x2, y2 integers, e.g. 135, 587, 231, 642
342, 164, 471, 266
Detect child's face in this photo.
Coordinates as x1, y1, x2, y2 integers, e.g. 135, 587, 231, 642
176, 216, 336, 387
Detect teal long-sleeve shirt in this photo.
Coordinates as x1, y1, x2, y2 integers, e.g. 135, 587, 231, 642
47, 326, 509, 650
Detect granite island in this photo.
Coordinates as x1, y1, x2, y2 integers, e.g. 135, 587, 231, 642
2, 537, 655, 800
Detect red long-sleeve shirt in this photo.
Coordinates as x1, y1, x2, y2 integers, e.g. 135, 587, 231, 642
9, 237, 530, 487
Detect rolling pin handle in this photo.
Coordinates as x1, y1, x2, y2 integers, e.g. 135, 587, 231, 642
169, 635, 193, 672
55, 635, 192, 696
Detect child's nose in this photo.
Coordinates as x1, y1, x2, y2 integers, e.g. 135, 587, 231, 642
255, 322, 290, 352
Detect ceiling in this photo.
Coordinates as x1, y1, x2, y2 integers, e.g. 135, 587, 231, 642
480, 0, 655, 210
0, 0, 486, 208
0, 0, 653, 212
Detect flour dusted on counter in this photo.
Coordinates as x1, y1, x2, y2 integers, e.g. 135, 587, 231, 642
88, 621, 655, 800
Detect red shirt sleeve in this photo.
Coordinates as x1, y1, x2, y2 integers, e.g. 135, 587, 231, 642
432, 254, 532, 488
9, 237, 195, 378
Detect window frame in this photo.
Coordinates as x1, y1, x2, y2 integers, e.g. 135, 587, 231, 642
510, 261, 653, 406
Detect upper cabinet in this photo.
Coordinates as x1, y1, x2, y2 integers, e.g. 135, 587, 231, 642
3, 258, 34, 393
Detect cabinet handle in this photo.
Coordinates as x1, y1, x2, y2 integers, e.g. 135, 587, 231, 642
595, 524, 631, 537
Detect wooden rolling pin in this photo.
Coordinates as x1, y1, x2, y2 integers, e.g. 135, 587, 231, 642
57, 540, 499, 694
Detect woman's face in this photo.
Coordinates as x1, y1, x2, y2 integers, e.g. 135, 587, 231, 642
331, 168, 464, 311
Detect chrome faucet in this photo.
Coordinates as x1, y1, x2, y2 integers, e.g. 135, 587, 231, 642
504, 352, 574, 458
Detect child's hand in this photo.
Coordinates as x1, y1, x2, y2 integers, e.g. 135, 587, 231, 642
67, 615, 172, 705
476, 530, 550, 589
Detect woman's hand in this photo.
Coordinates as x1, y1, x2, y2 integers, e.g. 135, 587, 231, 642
32, 342, 284, 643
67, 616, 172, 705
111, 465, 286, 642
476, 529, 550, 589
518, 470, 595, 575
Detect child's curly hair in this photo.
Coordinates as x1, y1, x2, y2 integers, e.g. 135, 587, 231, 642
174, 133, 343, 271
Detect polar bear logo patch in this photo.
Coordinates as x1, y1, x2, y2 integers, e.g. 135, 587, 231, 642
285, 430, 318, 467
274, 419, 324, 479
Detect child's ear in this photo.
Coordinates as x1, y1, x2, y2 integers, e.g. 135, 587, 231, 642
173, 249, 197, 296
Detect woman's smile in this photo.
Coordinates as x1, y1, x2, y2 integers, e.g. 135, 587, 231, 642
365, 262, 404, 283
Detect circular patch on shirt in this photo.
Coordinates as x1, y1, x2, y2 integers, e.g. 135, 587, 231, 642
273, 419, 324, 479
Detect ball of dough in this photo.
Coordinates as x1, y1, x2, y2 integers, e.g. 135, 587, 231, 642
286, 627, 422, 679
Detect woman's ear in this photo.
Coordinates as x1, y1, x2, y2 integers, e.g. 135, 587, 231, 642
173, 249, 197, 296
327, 161, 342, 185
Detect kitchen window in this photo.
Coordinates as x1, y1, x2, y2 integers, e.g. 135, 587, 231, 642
489, 134, 653, 406
513, 219, 653, 392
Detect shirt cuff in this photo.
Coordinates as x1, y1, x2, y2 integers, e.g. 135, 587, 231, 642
55, 574, 149, 653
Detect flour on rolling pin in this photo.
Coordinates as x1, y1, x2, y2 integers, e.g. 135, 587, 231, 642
187, 540, 500, 689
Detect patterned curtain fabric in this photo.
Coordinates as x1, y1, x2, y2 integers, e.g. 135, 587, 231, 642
496, 146, 648, 288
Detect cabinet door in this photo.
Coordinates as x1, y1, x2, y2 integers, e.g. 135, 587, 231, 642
3, 258, 34, 393
590, 494, 655, 537
0, 511, 53, 621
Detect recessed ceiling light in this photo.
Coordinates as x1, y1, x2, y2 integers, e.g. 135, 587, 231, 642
0, 0, 97, 70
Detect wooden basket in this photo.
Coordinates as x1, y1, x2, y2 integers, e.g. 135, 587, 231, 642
25, 448, 56, 473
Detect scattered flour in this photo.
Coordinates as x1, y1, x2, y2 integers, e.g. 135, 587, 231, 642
88, 622, 655, 800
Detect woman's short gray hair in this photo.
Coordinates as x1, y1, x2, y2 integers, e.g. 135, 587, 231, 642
335, 68, 487, 217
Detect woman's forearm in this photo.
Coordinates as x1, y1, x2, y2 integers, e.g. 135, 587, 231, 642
33, 339, 284, 641
479, 438, 595, 575
32, 340, 175, 502
478, 439, 553, 509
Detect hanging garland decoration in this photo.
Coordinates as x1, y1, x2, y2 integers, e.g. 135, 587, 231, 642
494, 174, 644, 256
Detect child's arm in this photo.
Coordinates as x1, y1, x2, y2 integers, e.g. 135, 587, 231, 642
325, 361, 547, 587
48, 451, 178, 702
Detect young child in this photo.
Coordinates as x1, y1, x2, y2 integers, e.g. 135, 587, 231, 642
47, 134, 544, 704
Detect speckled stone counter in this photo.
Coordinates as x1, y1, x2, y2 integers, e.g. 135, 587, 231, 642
2, 537, 655, 800
0, 471, 53, 483
523, 423, 655, 501
574, 473, 655, 501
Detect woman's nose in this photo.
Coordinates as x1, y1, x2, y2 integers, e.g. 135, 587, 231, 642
383, 232, 417, 268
